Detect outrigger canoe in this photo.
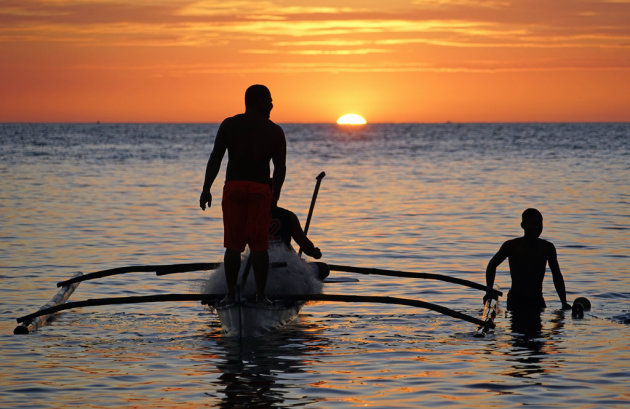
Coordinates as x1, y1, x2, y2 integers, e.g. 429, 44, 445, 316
14, 259, 501, 337
13, 172, 502, 337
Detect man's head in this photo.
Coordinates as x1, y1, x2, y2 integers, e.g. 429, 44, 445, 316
521, 208, 543, 238
245, 84, 273, 118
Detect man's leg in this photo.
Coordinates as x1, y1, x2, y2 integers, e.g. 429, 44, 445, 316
223, 248, 241, 302
252, 250, 270, 302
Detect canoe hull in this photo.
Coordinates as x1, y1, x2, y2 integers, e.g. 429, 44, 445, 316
215, 300, 304, 337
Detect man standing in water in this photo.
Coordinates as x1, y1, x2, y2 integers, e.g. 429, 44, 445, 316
200, 84, 286, 304
484, 208, 572, 311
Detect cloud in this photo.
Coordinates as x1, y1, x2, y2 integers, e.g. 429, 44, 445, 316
1, 0, 629, 70
178, 1, 361, 18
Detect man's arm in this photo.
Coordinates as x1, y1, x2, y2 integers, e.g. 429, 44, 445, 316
485, 242, 508, 301
200, 124, 228, 211
288, 211, 321, 259
548, 243, 571, 309
271, 128, 286, 205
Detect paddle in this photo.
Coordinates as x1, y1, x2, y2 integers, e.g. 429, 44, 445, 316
16, 293, 492, 330
328, 264, 503, 297
298, 171, 326, 257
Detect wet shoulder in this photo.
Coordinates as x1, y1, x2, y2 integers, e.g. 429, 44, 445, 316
272, 206, 292, 219
538, 238, 557, 255
269, 119, 283, 131
502, 237, 521, 250
508, 237, 556, 256
218, 114, 242, 133
266, 119, 285, 138
222, 114, 245, 127
503, 237, 535, 253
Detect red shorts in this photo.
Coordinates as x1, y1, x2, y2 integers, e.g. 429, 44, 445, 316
222, 181, 272, 252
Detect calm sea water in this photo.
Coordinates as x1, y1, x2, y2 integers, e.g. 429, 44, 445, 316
1, 123, 629, 408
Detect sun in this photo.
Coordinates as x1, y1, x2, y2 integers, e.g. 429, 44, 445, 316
337, 113, 367, 125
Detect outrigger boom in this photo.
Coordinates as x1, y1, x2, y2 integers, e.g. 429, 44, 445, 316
55, 262, 502, 299
16, 293, 492, 330
15, 261, 501, 335
328, 264, 502, 297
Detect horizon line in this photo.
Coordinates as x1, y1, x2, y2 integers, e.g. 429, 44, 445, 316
2, 120, 629, 125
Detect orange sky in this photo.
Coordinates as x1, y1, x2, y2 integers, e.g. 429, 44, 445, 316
1, 0, 629, 123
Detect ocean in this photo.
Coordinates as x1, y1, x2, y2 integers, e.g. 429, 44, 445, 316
1, 122, 628, 408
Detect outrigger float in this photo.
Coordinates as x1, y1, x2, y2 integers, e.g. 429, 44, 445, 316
14, 261, 501, 337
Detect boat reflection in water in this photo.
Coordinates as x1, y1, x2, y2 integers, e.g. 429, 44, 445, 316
200, 245, 330, 406
205, 322, 331, 408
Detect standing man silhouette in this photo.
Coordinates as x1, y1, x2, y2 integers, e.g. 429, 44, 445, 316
485, 208, 572, 312
200, 84, 286, 304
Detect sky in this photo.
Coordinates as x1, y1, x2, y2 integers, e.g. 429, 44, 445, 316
1, 0, 630, 123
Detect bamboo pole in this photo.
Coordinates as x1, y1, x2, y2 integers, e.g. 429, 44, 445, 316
282, 294, 492, 328
55, 262, 293, 287
14, 272, 83, 334
57, 263, 221, 287
475, 286, 501, 337
328, 264, 502, 297
16, 294, 224, 325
